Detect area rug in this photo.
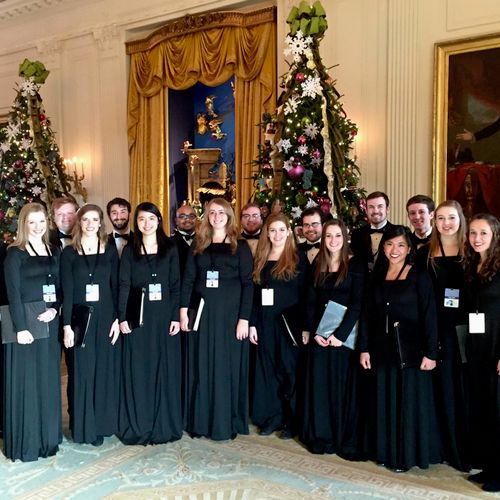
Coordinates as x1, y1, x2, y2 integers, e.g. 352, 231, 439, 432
0, 430, 493, 499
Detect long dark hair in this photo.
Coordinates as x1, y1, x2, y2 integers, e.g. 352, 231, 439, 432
132, 202, 171, 258
464, 213, 499, 282
314, 219, 351, 287
372, 225, 415, 280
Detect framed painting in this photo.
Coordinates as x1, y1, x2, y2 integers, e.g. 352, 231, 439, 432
433, 33, 500, 219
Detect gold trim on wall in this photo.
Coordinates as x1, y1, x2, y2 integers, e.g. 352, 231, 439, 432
126, 7, 276, 55
433, 32, 500, 205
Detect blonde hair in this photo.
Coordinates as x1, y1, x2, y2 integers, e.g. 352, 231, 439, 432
194, 198, 239, 254
71, 204, 108, 251
253, 213, 298, 283
9, 203, 49, 250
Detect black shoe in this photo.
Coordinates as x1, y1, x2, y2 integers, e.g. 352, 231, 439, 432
468, 470, 490, 483
91, 436, 104, 447
279, 429, 293, 440
483, 481, 500, 492
259, 427, 276, 436
388, 466, 408, 473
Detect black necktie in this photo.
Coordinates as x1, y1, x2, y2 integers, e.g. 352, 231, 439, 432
307, 242, 321, 249
114, 232, 130, 240
58, 231, 71, 239
369, 228, 384, 235
242, 233, 260, 240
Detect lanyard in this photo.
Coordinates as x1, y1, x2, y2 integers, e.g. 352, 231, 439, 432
394, 262, 407, 281
81, 239, 100, 285
141, 242, 158, 283
28, 242, 56, 284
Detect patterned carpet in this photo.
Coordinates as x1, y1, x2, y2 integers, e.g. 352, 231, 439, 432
0, 428, 496, 499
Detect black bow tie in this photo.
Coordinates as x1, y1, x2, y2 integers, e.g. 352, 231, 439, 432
242, 233, 260, 240
114, 232, 130, 240
369, 227, 385, 235
182, 233, 195, 241
306, 242, 321, 249
58, 231, 71, 239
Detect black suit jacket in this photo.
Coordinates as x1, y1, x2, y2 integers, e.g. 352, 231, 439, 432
350, 222, 396, 265
48, 228, 70, 250
170, 231, 193, 279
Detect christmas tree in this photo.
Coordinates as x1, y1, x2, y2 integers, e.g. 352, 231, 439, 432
253, 1, 366, 228
0, 59, 72, 242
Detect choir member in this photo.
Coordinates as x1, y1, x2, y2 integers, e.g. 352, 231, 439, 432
180, 198, 253, 440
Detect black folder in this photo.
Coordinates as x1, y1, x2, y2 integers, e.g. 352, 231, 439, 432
126, 287, 145, 330
1, 301, 49, 344
71, 304, 93, 347
394, 321, 422, 369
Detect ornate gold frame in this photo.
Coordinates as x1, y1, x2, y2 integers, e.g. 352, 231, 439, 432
433, 32, 500, 204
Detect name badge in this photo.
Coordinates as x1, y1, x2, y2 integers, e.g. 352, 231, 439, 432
262, 288, 274, 306
86, 284, 100, 302
42, 284, 56, 303
206, 270, 219, 288
149, 283, 162, 301
444, 288, 459, 308
469, 313, 485, 334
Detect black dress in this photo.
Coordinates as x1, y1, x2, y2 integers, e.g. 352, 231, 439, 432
417, 247, 470, 471
181, 240, 254, 440
300, 257, 365, 456
3, 246, 62, 461
358, 266, 441, 470
117, 244, 183, 445
250, 253, 307, 434
60, 243, 120, 444
465, 272, 500, 473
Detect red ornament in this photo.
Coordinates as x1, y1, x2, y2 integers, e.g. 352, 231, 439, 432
297, 135, 306, 145
39, 113, 46, 122
295, 72, 305, 82
312, 149, 321, 159
288, 163, 305, 180
351, 129, 358, 137
320, 199, 332, 214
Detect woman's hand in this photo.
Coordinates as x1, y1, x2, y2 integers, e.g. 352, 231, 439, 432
119, 321, 131, 334
37, 307, 58, 323
249, 326, 258, 345
180, 307, 190, 332
169, 321, 180, 336
360, 352, 371, 369
302, 331, 310, 345
17, 330, 34, 344
236, 319, 249, 340
109, 319, 120, 345
328, 334, 343, 347
63, 325, 75, 348
420, 356, 436, 371
314, 334, 329, 347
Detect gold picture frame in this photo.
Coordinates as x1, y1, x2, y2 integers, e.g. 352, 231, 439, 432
433, 33, 500, 219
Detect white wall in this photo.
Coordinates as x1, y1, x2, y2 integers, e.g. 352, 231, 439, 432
1, 0, 500, 224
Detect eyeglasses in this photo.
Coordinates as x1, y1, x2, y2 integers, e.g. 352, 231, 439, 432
241, 214, 261, 220
302, 222, 322, 229
177, 214, 196, 220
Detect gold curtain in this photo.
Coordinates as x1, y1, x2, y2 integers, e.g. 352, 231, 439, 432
127, 9, 277, 224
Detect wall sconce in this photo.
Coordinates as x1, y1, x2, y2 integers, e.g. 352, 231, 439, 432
63, 156, 88, 202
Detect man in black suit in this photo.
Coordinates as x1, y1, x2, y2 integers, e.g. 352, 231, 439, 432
297, 207, 324, 264
240, 202, 263, 257
406, 194, 434, 250
350, 191, 394, 270
171, 203, 196, 278
106, 197, 133, 257
48, 196, 78, 250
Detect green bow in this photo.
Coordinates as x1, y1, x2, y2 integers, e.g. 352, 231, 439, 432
286, 1, 327, 36
18, 59, 50, 84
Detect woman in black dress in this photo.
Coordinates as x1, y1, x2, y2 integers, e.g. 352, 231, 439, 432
180, 198, 253, 440
3, 203, 61, 461
61, 204, 120, 446
463, 213, 500, 492
417, 200, 470, 471
118, 202, 182, 445
249, 213, 307, 439
359, 225, 440, 471
300, 219, 365, 456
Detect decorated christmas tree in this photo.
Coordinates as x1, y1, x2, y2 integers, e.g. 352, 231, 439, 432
253, 1, 366, 228
0, 59, 72, 242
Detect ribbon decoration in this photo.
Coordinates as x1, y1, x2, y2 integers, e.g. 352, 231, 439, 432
18, 59, 50, 84
286, 1, 327, 36
320, 96, 336, 217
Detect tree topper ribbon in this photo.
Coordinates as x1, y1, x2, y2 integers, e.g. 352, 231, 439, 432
18, 59, 50, 84
286, 1, 327, 36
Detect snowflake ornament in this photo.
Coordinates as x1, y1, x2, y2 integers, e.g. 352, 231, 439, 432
20, 137, 32, 150
276, 138, 292, 153
284, 96, 300, 115
297, 145, 308, 156
305, 198, 319, 209
0, 142, 10, 153
301, 76, 322, 98
283, 158, 294, 171
291, 206, 302, 219
5, 122, 21, 141
304, 123, 319, 138
9, 197, 17, 206
20, 78, 38, 97
31, 186, 43, 196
